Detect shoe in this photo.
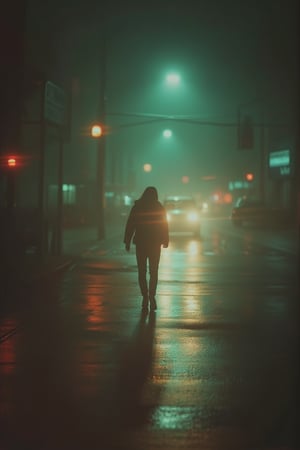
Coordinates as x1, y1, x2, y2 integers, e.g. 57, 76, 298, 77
142, 296, 149, 310
149, 296, 157, 311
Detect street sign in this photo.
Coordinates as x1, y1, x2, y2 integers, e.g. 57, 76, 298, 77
44, 81, 66, 126
228, 180, 251, 190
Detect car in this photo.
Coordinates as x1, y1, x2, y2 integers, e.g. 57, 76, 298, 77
163, 196, 201, 236
231, 197, 290, 227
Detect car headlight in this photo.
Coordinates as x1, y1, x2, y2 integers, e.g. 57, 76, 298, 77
187, 211, 199, 222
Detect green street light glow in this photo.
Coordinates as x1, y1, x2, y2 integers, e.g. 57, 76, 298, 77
166, 72, 181, 86
163, 129, 172, 138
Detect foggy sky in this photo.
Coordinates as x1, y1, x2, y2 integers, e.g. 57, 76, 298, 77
99, 0, 298, 194
34, 0, 299, 196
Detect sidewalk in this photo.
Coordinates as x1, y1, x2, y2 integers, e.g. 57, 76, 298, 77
2, 220, 124, 290
224, 224, 299, 256
253, 226, 299, 255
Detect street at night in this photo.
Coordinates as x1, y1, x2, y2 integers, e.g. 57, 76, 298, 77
0, 218, 298, 450
1, 1, 299, 449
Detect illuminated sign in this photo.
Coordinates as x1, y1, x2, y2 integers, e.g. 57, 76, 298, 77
228, 181, 250, 190
269, 149, 293, 178
269, 149, 290, 167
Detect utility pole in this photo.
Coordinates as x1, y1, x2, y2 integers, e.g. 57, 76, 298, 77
237, 99, 265, 202
96, 36, 107, 240
259, 109, 265, 202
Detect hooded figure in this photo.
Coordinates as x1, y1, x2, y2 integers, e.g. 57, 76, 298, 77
124, 186, 169, 311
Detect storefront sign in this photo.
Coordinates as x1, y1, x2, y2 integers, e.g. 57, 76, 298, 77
269, 149, 293, 178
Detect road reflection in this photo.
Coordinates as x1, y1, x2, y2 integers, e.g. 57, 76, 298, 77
83, 291, 106, 332
115, 310, 158, 427
0, 322, 17, 375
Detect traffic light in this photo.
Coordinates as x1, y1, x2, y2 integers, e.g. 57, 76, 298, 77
245, 172, 254, 182
1, 155, 19, 209
238, 115, 254, 149
7, 156, 17, 168
91, 124, 103, 138
0, 155, 19, 170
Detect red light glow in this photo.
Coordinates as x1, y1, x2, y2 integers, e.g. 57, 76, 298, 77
182, 176, 189, 184
7, 157, 17, 167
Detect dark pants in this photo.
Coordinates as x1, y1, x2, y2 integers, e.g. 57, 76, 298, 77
135, 243, 161, 297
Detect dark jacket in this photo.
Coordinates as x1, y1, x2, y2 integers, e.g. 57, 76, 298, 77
124, 199, 169, 247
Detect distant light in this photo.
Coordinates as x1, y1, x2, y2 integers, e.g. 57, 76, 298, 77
224, 193, 233, 203
182, 176, 189, 184
166, 73, 181, 86
245, 172, 254, 181
187, 211, 198, 222
124, 195, 131, 206
269, 149, 290, 167
163, 129, 172, 138
7, 157, 17, 167
143, 163, 152, 172
62, 184, 75, 192
91, 124, 102, 138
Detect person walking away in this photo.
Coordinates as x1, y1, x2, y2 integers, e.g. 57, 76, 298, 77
124, 186, 169, 311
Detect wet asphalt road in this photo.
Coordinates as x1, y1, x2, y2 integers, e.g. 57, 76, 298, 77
0, 218, 299, 450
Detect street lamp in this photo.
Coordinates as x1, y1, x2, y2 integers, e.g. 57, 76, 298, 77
165, 72, 181, 87
163, 129, 172, 138
91, 124, 103, 138
143, 163, 152, 172
96, 37, 107, 240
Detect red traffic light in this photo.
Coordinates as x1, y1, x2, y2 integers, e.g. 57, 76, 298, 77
7, 157, 17, 167
0, 154, 27, 170
245, 172, 254, 181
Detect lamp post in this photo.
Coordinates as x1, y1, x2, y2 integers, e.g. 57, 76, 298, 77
96, 37, 107, 240
163, 129, 172, 138
165, 72, 181, 87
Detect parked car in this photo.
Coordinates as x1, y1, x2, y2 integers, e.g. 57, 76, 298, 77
231, 197, 290, 227
163, 196, 201, 236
